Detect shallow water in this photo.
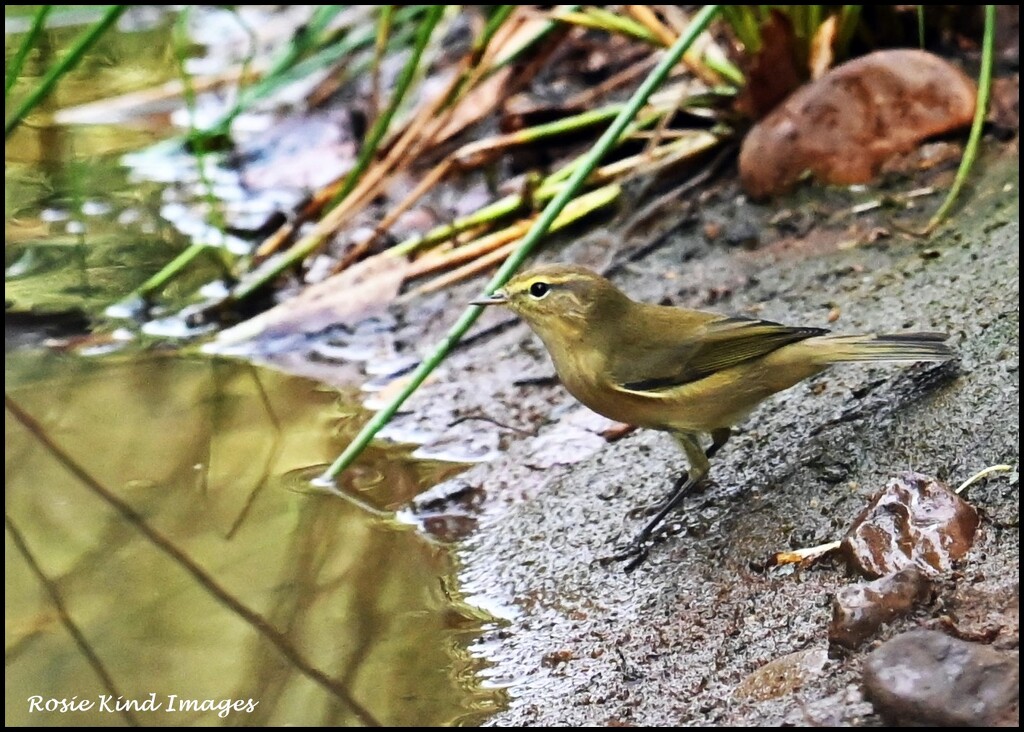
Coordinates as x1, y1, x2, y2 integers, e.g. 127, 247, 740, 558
4, 352, 500, 726
5, 7, 504, 726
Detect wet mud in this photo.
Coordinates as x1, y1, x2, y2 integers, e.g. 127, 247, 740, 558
404, 152, 1019, 725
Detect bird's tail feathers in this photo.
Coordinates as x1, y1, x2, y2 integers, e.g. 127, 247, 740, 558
815, 332, 954, 364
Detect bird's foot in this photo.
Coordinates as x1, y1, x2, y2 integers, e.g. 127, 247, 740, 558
598, 536, 652, 573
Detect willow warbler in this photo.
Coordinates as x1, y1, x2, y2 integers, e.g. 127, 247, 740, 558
472, 264, 953, 570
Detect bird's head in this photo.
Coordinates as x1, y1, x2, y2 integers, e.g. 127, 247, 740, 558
472, 264, 627, 338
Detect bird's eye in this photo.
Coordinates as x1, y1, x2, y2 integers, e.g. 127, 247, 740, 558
529, 281, 550, 298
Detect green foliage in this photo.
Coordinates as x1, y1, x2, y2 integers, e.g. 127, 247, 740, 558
5, 5, 127, 139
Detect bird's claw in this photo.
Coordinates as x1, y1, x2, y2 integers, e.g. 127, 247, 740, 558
598, 539, 652, 573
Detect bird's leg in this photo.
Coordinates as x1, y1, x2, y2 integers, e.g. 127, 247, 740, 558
605, 428, 730, 572
634, 428, 732, 517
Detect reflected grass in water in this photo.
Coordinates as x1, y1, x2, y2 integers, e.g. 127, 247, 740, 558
4, 352, 503, 726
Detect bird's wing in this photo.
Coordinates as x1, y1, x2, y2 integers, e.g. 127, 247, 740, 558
613, 316, 828, 391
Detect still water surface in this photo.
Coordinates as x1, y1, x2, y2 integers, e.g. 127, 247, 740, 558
6, 7, 504, 726
5, 353, 499, 726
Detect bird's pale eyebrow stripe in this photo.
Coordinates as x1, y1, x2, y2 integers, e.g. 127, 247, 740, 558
541, 275, 582, 287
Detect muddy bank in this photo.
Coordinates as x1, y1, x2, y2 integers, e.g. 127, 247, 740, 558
239, 146, 1018, 724
414, 154, 1019, 725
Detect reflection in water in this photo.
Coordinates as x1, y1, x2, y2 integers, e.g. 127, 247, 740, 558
4, 352, 504, 726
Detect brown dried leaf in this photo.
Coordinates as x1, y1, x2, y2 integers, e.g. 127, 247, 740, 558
733, 10, 803, 121
433, 66, 517, 146
734, 648, 829, 701
808, 14, 838, 80
213, 255, 410, 347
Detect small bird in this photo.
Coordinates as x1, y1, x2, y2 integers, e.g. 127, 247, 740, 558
472, 264, 954, 571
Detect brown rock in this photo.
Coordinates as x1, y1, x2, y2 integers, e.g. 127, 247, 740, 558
841, 471, 979, 578
829, 567, 933, 649
739, 49, 977, 198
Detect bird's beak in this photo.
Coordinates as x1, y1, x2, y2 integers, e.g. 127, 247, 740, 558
470, 290, 508, 306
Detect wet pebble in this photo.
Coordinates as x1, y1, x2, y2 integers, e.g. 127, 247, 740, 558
862, 629, 1020, 726
722, 219, 760, 249
829, 566, 932, 649
415, 513, 480, 543
841, 471, 979, 578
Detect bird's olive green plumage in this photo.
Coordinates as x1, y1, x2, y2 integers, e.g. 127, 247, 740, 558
474, 264, 954, 570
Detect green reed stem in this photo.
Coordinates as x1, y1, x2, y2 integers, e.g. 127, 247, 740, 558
318, 5, 723, 484
5, 6, 53, 97
926, 4, 994, 231
5, 5, 126, 139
